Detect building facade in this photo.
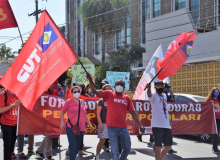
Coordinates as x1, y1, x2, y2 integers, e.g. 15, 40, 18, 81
66, 0, 220, 96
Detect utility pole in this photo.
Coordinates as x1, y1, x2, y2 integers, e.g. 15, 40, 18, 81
28, 0, 43, 23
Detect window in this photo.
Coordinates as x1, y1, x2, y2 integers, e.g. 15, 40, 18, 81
77, 21, 81, 57
116, 30, 122, 48
84, 29, 87, 57
104, 38, 107, 53
177, 96, 194, 102
125, 16, 131, 45
95, 34, 101, 55
153, 0, 160, 18
142, 0, 150, 42
189, 0, 200, 27
175, 0, 186, 10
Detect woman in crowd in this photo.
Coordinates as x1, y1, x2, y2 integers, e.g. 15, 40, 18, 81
205, 87, 220, 154
95, 84, 112, 160
60, 86, 94, 160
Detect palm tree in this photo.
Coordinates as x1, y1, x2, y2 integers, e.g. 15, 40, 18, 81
78, 0, 129, 63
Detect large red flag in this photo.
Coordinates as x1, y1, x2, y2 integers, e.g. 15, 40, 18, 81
156, 30, 197, 80
1, 10, 78, 110
0, 0, 18, 30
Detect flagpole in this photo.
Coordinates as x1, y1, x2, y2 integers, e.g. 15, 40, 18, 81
144, 29, 197, 90
17, 26, 24, 44
77, 58, 96, 88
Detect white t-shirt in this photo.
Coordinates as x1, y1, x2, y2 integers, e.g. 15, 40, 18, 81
149, 93, 171, 129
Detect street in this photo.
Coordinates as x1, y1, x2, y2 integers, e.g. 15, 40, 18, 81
0, 134, 220, 160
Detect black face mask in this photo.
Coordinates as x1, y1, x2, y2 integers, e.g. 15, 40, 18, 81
156, 88, 164, 93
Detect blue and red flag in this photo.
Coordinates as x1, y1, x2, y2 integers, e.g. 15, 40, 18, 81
1, 10, 78, 110
156, 30, 197, 80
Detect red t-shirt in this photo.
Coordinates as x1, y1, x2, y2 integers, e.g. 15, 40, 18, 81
99, 90, 134, 128
0, 90, 19, 126
205, 98, 220, 119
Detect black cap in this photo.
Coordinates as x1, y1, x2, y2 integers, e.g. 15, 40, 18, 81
164, 83, 171, 88
0, 85, 4, 88
154, 80, 164, 86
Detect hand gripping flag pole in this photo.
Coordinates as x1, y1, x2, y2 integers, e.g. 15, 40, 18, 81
144, 29, 197, 90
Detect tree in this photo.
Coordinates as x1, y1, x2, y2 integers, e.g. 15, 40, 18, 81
0, 44, 15, 59
78, 0, 129, 62
95, 43, 146, 83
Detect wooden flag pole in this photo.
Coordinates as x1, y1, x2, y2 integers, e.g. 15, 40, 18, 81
17, 26, 24, 44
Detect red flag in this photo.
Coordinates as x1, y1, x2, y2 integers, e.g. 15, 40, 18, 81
1, 10, 78, 111
0, 0, 18, 30
156, 30, 197, 80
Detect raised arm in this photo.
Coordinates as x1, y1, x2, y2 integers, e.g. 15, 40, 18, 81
146, 83, 152, 97
86, 73, 100, 97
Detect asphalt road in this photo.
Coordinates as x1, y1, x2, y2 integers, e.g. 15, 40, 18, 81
0, 132, 220, 160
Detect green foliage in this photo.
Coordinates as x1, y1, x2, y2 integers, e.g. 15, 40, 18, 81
95, 43, 146, 83
78, 0, 129, 37
73, 56, 89, 65
0, 44, 15, 59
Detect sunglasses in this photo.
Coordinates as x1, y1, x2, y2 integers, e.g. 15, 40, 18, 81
73, 91, 80, 94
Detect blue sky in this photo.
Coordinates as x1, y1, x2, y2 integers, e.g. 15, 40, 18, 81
0, 0, 65, 52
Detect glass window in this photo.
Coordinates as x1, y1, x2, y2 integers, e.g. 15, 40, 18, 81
125, 16, 131, 45
84, 29, 87, 57
95, 34, 101, 55
142, 0, 150, 42
177, 96, 194, 102
77, 21, 81, 57
189, 0, 200, 26
116, 30, 122, 48
175, 0, 186, 10
153, 0, 160, 18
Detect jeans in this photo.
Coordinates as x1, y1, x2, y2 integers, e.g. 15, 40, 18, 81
1, 124, 17, 160
107, 127, 131, 160
213, 119, 220, 150
66, 127, 83, 160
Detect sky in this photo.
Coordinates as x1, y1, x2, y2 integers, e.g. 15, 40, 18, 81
0, 0, 65, 52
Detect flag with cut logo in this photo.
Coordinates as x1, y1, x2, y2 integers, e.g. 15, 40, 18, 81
133, 44, 170, 100
0, 0, 18, 30
1, 10, 78, 110
156, 30, 197, 80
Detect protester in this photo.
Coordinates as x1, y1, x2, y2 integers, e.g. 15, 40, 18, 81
146, 81, 172, 160
205, 87, 220, 154
95, 84, 112, 160
60, 86, 94, 160
163, 83, 177, 154
86, 73, 145, 160
0, 89, 21, 160
36, 83, 58, 160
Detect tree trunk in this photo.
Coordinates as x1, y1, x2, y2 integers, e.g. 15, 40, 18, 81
102, 35, 105, 63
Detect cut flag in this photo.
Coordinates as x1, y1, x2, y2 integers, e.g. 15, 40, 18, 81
0, 0, 18, 30
1, 10, 78, 111
156, 30, 197, 80
133, 44, 170, 100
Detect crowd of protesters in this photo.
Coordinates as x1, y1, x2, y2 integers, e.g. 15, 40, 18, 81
0, 73, 220, 160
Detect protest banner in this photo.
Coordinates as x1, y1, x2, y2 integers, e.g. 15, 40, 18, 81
106, 71, 130, 90
18, 95, 217, 135
71, 65, 95, 84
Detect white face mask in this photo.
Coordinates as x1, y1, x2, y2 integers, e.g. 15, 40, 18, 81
115, 85, 124, 93
73, 92, 80, 99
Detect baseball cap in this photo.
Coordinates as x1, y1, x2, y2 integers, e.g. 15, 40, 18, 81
101, 79, 109, 84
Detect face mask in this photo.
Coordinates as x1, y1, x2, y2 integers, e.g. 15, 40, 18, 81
214, 93, 219, 98
115, 85, 124, 93
167, 88, 171, 93
59, 93, 64, 97
156, 88, 164, 94
73, 92, 80, 98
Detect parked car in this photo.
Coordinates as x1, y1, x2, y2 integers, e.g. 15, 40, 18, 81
173, 93, 213, 142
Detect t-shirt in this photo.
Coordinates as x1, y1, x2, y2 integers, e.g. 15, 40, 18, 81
99, 90, 134, 128
149, 93, 171, 129
0, 90, 19, 126
205, 98, 220, 119
61, 98, 87, 131
97, 98, 107, 123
